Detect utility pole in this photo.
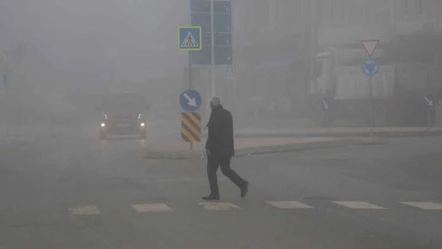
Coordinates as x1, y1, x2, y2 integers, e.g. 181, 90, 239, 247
210, 0, 215, 99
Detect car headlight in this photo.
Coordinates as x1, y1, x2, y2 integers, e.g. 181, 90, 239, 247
140, 123, 145, 127
101, 123, 106, 127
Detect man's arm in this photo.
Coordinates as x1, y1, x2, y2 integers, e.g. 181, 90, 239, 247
229, 112, 235, 156
205, 113, 221, 151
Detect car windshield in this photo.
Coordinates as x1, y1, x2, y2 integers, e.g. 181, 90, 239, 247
102, 93, 146, 112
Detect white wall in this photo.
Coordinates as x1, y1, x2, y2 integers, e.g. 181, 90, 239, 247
318, 0, 441, 46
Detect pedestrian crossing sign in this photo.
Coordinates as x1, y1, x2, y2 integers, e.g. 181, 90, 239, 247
178, 26, 202, 51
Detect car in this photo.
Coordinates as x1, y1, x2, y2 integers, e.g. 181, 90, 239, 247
97, 92, 150, 140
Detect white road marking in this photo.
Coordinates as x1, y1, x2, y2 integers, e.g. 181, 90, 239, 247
198, 202, 242, 211
266, 201, 314, 209
69, 205, 100, 215
332, 201, 386, 210
132, 203, 174, 213
400, 202, 442, 210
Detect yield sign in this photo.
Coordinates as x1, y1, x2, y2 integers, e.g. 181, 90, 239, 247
360, 40, 380, 57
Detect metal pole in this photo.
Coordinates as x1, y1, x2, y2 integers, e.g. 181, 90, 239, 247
324, 110, 328, 134
370, 75, 373, 136
3, 55, 9, 138
188, 51, 193, 151
210, 0, 215, 98
4, 74, 9, 138
189, 52, 193, 89
427, 108, 431, 130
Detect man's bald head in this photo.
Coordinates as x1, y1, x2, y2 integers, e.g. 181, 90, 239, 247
210, 97, 221, 110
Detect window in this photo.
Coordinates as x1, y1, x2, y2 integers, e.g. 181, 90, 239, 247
317, 0, 328, 26
363, 1, 371, 23
268, 0, 276, 29
255, 0, 271, 29
417, 0, 423, 14
339, 0, 347, 22
329, 0, 337, 22
275, 1, 302, 33
401, 0, 424, 17
402, 0, 409, 15
348, 0, 365, 24
326, 0, 351, 25
304, 0, 311, 26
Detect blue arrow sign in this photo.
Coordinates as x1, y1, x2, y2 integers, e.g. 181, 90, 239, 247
362, 59, 379, 76
178, 26, 202, 51
425, 96, 434, 107
322, 100, 329, 110
180, 90, 202, 111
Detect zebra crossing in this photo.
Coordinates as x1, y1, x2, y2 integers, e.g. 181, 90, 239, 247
69, 200, 442, 216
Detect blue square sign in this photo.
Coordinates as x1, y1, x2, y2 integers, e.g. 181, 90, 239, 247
190, 0, 232, 66
178, 26, 202, 51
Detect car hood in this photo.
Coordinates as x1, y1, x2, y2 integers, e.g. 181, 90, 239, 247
103, 110, 143, 116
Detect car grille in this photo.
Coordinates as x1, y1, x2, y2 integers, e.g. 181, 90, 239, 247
113, 115, 136, 122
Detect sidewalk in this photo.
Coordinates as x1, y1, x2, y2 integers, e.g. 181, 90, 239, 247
144, 136, 386, 159
233, 126, 442, 138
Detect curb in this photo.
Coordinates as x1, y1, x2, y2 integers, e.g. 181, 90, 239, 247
143, 137, 388, 160
230, 129, 442, 139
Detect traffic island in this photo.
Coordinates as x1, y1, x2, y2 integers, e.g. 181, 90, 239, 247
143, 137, 388, 160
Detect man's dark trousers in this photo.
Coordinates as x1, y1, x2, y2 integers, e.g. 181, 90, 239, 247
207, 152, 246, 197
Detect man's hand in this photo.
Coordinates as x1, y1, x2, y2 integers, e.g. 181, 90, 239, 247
206, 149, 212, 157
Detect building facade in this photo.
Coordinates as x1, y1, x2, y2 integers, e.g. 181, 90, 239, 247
233, 0, 442, 119
233, 0, 312, 118
318, 0, 442, 47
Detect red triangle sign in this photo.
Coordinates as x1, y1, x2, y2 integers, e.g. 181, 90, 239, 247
360, 40, 380, 57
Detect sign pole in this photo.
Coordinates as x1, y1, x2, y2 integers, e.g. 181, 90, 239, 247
3, 56, 10, 138
427, 107, 431, 130
4, 73, 9, 138
188, 51, 193, 151
179, 25, 202, 151
324, 110, 328, 134
189, 52, 193, 90
425, 96, 433, 130
322, 100, 329, 134
361, 40, 380, 138
210, 0, 215, 98
369, 74, 374, 137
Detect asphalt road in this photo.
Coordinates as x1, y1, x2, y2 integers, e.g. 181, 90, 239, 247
0, 127, 441, 249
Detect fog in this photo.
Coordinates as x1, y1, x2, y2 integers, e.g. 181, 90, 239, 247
1, 0, 441, 136
1, 2, 442, 247
0, 0, 188, 132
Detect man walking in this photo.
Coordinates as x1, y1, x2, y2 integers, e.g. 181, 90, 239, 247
203, 97, 248, 201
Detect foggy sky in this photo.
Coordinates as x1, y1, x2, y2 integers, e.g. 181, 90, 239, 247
0, 0, 188, 91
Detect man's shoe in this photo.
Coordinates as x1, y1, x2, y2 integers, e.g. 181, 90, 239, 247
202, 195, 220, 201
240, 182, 249, 198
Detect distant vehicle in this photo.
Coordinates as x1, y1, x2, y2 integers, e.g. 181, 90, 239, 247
97, 92, 150, 140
